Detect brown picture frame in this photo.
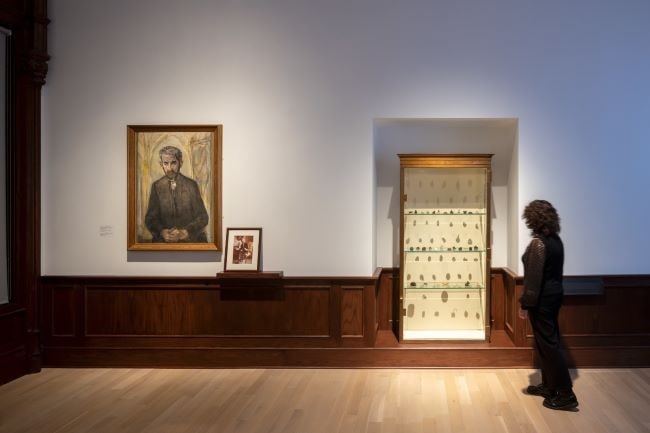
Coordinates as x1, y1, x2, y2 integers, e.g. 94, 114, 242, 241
224, 228, 262, 271
127, 125, 222, 251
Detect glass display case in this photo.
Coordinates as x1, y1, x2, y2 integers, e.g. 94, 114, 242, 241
399, 154, 493, 341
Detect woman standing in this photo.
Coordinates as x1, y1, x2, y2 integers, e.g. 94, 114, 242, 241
519, 200, 578, 411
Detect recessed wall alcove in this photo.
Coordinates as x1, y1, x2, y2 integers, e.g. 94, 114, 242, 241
373, 118, 519, 271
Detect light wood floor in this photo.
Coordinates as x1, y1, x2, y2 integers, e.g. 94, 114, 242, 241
0, 368, 648, 433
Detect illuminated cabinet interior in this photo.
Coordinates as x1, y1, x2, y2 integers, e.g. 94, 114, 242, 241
399, 154, 493, 341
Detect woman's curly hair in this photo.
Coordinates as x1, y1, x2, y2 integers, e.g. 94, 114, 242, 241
523, 200, 561, 235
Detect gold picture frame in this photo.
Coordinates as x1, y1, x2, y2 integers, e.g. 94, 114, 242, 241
127, 125, 222, 251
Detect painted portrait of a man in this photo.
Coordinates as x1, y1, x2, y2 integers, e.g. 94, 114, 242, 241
128, 125, 222, 251
145, 145, 209, 243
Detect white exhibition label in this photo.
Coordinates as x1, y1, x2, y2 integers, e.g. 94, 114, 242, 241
99, 225, 113, 237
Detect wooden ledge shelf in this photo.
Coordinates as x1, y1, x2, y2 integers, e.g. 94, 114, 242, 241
216, 271, 283, 285
216, 272, 285, 299
217, 271, 283, 280
216, 271, 284, 301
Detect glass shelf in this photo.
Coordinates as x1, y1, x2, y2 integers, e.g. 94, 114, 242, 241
404, 210, 486, 216
403, 283, 485, 290
404, 248, 485, 253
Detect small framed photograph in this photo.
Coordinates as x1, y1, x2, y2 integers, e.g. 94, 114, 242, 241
224, 228, 262, 271
127, 125, 222, 251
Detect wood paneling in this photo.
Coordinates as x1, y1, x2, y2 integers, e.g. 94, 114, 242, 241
341, 287, 363, 337
52, 286, 75, 337
522, 284, 650, 348
0, 307, 25, 354
41, 275, 380, 360
83, 285, 332, 337
40, 271, 650, 368
364, 273, 380, 347
377, 268, 397, 331
515, 281, 650, 343
561, 287, 650, 335
504, 273, 650, 367
218, 286, 330, 336
490, 270, 505, 331
85, 287, 221, 336
0, 307, 28, 383
0, 345, 26, 385
0, 0, 48, 384
502, 268, 523, 345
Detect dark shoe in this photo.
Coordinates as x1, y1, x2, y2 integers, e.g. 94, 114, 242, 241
543, 391, 579, 411
526, 383, 553, 399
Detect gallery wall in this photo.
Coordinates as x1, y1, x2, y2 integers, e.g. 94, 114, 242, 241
42, 0, 650, 276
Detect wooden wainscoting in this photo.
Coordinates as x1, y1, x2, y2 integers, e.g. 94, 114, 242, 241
40, 273, 379, 367
0, 306, 28, 384
376, 268, 399, 333
501, 267, 525, 346
503, 272, 650, 367
40, 270, 650, 368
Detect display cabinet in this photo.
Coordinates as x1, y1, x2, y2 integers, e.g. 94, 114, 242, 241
399, 154, 492, 341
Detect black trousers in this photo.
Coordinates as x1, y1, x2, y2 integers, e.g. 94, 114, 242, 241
528, 292, 572, 392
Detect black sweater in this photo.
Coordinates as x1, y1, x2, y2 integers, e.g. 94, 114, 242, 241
520, 234, 564, 309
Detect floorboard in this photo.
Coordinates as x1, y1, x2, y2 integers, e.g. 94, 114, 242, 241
0, 368, 648, 433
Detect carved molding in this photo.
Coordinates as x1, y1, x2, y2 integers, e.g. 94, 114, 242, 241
27, 49, 48, 85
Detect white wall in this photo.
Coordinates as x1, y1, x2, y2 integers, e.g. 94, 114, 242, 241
508, 127, 519, 272
42, 0, 650, 276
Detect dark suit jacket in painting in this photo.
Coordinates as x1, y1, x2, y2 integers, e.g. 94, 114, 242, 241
144, 173, 209, 242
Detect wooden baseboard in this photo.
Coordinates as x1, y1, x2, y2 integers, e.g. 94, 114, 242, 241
41, 345, 650, 368
43, 346, 534, 368
42, 342, 649, 369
